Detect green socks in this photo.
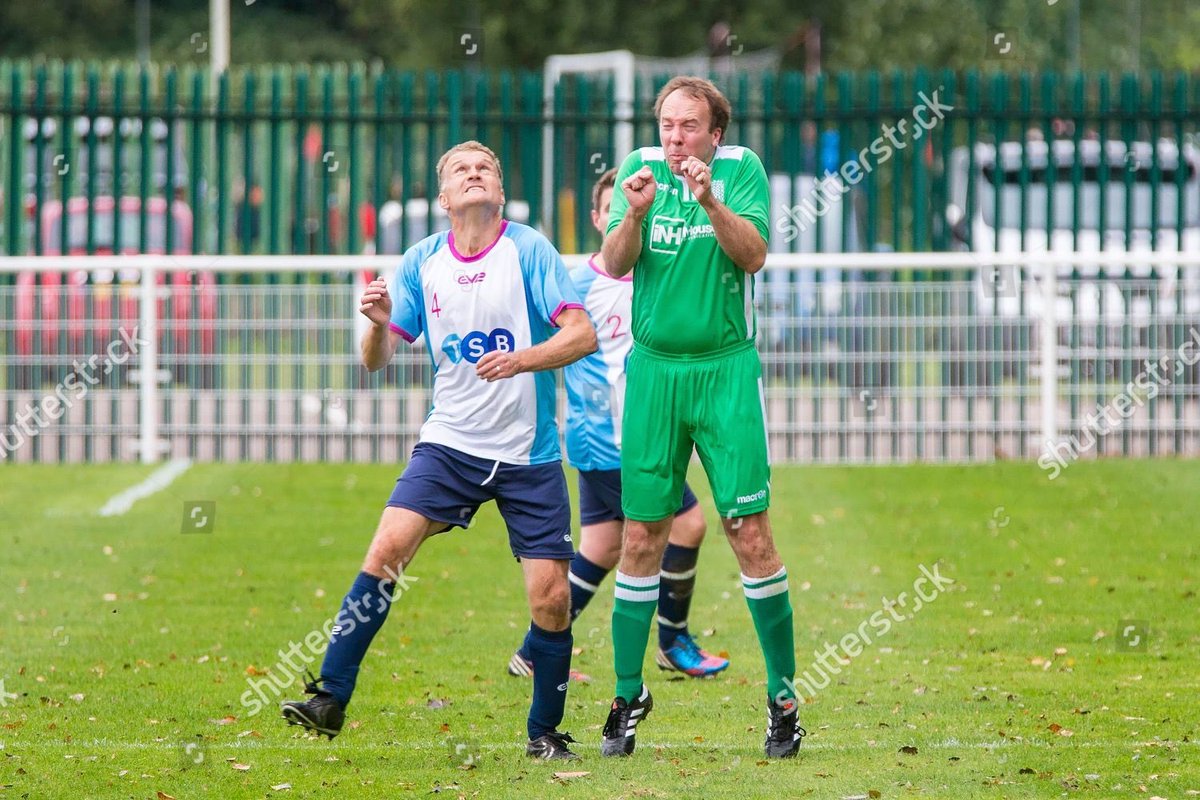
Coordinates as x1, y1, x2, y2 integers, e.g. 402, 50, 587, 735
742, 567, 796, 704
611, 571, 659, 701
612, 567, 796, 706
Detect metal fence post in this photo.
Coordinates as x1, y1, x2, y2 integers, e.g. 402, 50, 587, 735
1039, 256, 1058, 450
139, 259, 160, 463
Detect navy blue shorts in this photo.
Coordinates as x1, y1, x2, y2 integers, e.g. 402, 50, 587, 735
577, 468, 699, 526
387, 442, 575, 561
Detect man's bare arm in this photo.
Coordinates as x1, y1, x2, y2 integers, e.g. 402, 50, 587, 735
359, 276, 402, 371
603, 166, 658, 277
361, 322, 401, 372
703, 198, 768, 274
475, 307, 597, 381
681, 155, 768, 274
601, 212, 645, 278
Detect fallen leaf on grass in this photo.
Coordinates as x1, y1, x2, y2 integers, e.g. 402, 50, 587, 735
270, 784, 292, 791
552, 771, 590, 780
231, 763, 250, 771
898, 746, 919, 755
156, 793, 175, 800
211, 716, 237, 725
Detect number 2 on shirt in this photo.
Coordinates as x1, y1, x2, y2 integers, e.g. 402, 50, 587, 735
606, 314, 626, 339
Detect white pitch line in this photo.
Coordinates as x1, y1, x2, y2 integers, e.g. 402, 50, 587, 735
97, 458, 192, 517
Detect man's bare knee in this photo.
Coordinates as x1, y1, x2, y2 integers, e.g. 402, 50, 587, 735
621, 519, 670, 571
362, 507, 438, 577
724, 514, 781, 575
668, 507, 707, 547
530, 582, 571, 628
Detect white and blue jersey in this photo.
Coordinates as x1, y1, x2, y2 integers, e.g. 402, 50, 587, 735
388, 220, 583, 465
564, 256, 634, 471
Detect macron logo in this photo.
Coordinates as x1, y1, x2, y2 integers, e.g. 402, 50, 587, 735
736, 489, 767, 505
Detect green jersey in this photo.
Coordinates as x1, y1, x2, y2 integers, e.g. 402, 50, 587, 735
607, 145, 770, 357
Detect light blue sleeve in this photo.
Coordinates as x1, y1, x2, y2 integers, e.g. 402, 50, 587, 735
570, 264, 599, 320
388, 235, 442, 341
517, 227, 584, 327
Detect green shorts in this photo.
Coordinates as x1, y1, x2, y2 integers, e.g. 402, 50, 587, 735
620, 339, 771, 521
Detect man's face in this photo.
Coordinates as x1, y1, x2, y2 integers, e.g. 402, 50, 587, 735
590, 186, 613, 235
438, 150, 505, 214
658, 89, 721, 174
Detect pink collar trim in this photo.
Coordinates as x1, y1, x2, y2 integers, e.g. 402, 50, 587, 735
588, 253, 632, 282
448, 220, 508, 263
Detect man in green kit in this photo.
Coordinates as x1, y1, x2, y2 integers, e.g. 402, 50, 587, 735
598, 76, 804, 759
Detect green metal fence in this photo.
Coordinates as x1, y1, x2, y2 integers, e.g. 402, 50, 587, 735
3, 61, 1199, 439
2, 60, 1197, 260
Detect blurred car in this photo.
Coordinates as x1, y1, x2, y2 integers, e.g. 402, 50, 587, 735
945, 138, 1200, 384
14, 196, 216, 386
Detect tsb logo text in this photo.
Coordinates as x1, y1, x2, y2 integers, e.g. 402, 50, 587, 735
441, 328, 516, 364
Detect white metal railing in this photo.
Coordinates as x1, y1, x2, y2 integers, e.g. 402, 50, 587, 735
3, 251, 1200, 465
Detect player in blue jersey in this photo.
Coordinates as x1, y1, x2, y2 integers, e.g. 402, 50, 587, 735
507, 169, 729, 682
282, 141, 597, 761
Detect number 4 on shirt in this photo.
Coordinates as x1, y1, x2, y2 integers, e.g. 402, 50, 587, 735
431, 293, 442, 318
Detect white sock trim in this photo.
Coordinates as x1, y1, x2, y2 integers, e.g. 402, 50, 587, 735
741, 566, 787, 586
615, 571, 660, 587
568, 571, 600, 593
742, 567, 789, 600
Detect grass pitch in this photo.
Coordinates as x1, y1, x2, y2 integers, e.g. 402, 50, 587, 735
1, 459, 1197, 798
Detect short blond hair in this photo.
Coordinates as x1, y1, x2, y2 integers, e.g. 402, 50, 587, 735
436, 140, 504, 191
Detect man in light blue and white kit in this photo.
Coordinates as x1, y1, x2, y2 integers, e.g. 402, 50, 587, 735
282, 141, 597, 761
508, 169, 729, 680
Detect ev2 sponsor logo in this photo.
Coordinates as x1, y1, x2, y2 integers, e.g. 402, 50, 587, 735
441, 328, 516, 364
454, 270, 486, 290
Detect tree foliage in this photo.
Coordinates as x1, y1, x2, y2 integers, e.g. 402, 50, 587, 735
1, 0, 1197, 73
